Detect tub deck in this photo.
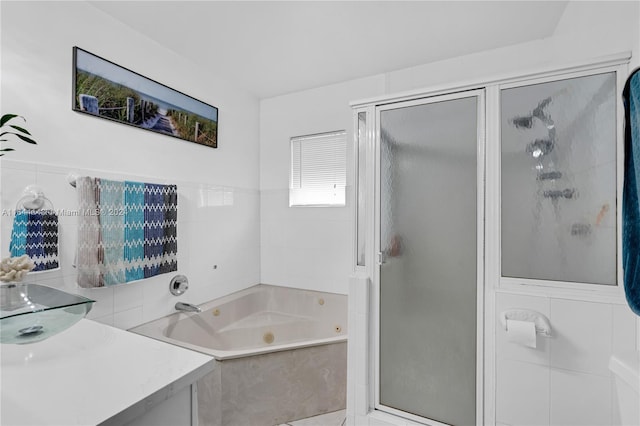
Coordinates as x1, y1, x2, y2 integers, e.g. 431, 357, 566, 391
130, 283, 347, 360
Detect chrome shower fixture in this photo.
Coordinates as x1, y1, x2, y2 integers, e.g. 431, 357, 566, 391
571, 223, 591, 236
512, 116, 534, 129
532, 97, 554, 127
511, 97, 555, 129
526, 138, 554, 158
537, 171, 562, 181
543, 188, 575, 199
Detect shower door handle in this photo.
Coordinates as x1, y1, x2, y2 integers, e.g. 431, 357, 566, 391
377, 252, 386, 265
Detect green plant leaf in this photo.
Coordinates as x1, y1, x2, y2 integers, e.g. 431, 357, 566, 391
0, 131, 36, 144
0, 114, 21, 127
14, 133, 37, 144
9, 125, 31, 135
0, 148, 15, 152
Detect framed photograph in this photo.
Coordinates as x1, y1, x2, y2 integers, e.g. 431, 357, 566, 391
72, 47, 218, 148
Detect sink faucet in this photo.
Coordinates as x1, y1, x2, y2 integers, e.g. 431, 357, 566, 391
175, 302, 202, 313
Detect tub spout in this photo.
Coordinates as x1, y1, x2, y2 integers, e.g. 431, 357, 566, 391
175, 302, 202, 313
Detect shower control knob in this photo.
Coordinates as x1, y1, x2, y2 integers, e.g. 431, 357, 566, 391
169, 275, 189, 296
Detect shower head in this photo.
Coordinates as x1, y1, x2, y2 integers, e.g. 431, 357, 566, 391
511, 97, 555, 130
526, 138, 554, 158
533, 97, 552, 116
532, 97, 554, 128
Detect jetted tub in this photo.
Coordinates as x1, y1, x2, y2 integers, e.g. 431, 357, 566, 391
130, 284, 347, 425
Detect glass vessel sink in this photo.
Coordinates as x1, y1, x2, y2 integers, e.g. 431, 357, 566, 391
0, 283, 94, 344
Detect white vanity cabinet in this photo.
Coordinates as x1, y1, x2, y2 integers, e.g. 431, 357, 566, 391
1, 319, 214, 426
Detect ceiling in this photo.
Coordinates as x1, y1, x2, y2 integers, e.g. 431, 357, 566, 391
91, 1, 569, 99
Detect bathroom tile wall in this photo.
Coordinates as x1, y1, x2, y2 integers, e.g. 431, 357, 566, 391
495, 292, 637, 426
1, 159, 260, 328
260, 188, 353, 294
1, 1, 261, 329
260, 75, 387, 295
344, 289, 638, 426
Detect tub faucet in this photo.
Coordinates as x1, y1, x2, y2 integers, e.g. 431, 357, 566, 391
175, 302, 202, 313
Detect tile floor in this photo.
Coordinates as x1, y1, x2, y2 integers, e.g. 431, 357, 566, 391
278, 409, 346, 426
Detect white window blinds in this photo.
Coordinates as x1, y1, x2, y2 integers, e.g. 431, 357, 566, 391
290, 131, 347, 207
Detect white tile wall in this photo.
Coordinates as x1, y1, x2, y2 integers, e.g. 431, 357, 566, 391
549, 299, 613, 376
259, 74, 386, 297
1, 159, 261, 330
612, 304, 639, 355
113, 307, 144, 330
260, 189, 352, 295
496, 292, 551, 366
496, 291, 638, 426
550, 369, 612, 426
1, 0, 263, 330
497, 359, 550, 426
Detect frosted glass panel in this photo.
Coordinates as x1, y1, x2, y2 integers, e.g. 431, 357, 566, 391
501, 73, 617, 285
379, 97, 478, 425
357, 112, 366, 266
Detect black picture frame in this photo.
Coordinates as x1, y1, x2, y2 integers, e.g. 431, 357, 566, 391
72, 47, 218, 148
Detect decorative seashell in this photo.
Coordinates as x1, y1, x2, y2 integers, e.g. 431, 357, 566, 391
0, 255, 35, 282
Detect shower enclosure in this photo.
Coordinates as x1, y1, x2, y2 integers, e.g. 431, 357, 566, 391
351, 56, 625, 426
354, 90, 485, 426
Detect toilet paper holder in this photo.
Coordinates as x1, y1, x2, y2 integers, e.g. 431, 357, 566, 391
500, 309, 552, 337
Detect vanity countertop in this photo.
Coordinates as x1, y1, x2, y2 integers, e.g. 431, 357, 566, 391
1, 318, 215, 426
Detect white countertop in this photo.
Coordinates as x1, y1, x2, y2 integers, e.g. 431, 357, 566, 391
1, 319, 215, 426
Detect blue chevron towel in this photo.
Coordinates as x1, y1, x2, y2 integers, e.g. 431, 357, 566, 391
623, 69, 640, 315
10, 209, 60, 272
76, 176, 177, 288
99, 178, 126, 286
124, 181, 145, 282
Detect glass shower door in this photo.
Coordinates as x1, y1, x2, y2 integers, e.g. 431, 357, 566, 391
377, 92, 482, 425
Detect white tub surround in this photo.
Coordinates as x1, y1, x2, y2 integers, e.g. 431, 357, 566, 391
1, 319, 215, 426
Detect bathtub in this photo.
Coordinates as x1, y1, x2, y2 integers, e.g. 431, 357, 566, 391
130, 284, 348, 425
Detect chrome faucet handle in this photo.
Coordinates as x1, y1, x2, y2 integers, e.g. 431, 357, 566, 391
169, 275, 189, 296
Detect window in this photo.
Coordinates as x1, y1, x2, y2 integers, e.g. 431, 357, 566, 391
501, 72, 617, 285
289, 131, 347, 207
